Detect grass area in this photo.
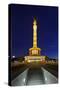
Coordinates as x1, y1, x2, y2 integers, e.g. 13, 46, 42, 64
11, 63, 28, 80
43, 63, 58, 78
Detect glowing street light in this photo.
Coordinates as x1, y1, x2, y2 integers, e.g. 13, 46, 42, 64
12, 56, 15, 58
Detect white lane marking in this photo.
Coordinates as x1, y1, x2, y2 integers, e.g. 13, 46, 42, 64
11, 68, 29, 86
45, 77, 47, 81
41, 67, 58, 84
23, 78, 26, 82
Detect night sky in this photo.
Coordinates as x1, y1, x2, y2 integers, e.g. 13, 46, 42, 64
9, 4, 58, 59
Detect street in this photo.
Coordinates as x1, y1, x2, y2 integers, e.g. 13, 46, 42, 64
11, 63, 58, 86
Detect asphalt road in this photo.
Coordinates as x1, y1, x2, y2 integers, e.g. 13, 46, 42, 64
11, 64, 58, 86
26, 67, 45, 85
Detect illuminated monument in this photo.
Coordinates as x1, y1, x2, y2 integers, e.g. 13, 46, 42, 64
29, 17, 41, 56
25, 17, 46, 62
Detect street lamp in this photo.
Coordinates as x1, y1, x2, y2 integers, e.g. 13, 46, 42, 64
12, 56, 15, 58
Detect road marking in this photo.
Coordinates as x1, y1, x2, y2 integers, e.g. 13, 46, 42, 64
11, 68, 29, 86
41, 67, 58, 84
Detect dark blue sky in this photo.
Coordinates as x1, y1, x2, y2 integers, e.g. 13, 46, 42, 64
9, 4, 58, 59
